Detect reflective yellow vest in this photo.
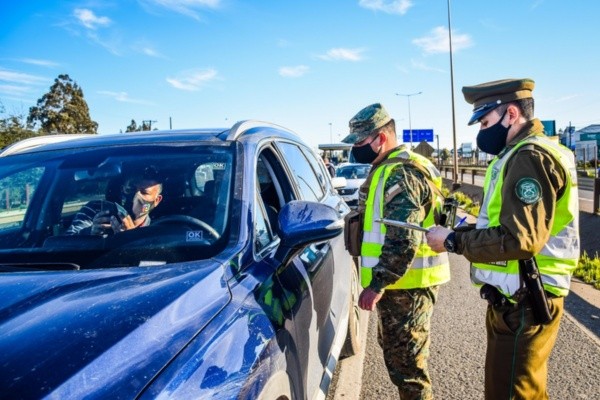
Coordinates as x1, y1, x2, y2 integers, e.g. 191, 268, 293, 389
472, 135, 579, 299
360, 149, 450, 289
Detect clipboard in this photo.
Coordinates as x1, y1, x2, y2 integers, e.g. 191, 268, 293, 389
375, 218, 430, 233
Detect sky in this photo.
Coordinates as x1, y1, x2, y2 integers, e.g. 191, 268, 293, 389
1, 0, 599, 151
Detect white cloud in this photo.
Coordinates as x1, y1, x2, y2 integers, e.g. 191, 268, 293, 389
279, 65, 309, 78
358, 0, 413, 15
74, 8, 112, 30
19, 58, 60, 68
0, 68, 47, 85
98, 91, 154, 105
139, 0, 222, 20
143, 47, 164, 57
412, 26, 473, 55
166, 68, 219, 91
318, 48, 365, 62
0, 84, 34, 96
410, 59, 446, 73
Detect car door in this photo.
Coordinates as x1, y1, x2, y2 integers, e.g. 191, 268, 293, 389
272, 142, 343, 397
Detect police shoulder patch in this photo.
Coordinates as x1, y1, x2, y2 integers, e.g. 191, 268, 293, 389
515, 177, 542, 204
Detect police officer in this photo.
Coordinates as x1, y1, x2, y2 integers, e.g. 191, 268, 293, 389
342, 103, 450, 400
426, 78, 579, 400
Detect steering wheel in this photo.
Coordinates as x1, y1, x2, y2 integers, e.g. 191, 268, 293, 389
154, 215, 220, 240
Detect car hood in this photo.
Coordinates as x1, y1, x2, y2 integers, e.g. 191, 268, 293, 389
0, 260, 231, 399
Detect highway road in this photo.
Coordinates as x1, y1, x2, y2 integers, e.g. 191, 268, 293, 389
328, 176, 600, 400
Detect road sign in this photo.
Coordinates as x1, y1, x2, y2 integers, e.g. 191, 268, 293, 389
402, 129, 434, 143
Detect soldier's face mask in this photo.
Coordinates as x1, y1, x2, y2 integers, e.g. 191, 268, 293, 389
351, 134, 381, 164
476, 109, 510, 156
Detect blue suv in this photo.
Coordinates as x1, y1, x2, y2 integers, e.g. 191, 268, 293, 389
0, 121, 361, 399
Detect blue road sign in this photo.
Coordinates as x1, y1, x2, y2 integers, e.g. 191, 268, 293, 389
402, 129, 434, 143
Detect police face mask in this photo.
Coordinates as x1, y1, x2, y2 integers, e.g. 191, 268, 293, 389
476, 109, 510, 156
351, 135, 380, 164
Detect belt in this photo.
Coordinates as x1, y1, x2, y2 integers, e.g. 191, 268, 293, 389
479, 284, 558, 308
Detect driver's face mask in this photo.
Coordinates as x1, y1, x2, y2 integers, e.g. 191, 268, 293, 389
122, 182, 155, 219
132, 192, 154, 218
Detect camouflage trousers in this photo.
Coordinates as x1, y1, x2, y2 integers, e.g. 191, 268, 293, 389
377, 286, 439, 400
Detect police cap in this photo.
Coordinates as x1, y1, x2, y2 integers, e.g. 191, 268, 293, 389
462, 78, 535, 125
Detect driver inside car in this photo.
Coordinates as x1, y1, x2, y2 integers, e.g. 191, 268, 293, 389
66, 169, 163, 236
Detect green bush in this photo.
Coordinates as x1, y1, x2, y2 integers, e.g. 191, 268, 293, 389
451, 191, 480, 217
574, 251, 600, 290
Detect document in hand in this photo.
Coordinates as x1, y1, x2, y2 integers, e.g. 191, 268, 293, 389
375, 218, 430, 233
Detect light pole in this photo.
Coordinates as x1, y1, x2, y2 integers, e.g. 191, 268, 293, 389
447, 0, 459, 189
396, 92, 422, 149
435, 134, 440, 167
329, 122, 333, 143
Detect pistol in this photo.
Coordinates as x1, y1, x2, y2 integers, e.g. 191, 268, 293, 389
519, 257, 552, 325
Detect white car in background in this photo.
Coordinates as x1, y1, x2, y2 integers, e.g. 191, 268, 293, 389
333, 163, 371, 209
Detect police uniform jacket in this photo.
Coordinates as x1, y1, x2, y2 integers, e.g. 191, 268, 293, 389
454, 119, 579, 297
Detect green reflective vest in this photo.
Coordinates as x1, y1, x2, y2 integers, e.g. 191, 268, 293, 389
360, 149, 450, 289
472, 135, 579, 299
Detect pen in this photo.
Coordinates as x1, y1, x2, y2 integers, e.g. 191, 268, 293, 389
453, 216, 468, 229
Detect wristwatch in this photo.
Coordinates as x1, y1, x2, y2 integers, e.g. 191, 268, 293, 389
443, 232, 457, 253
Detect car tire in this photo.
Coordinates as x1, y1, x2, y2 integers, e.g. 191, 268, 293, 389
340, 257, 361, 359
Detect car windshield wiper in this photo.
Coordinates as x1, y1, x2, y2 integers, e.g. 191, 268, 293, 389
0, 262, 80, 272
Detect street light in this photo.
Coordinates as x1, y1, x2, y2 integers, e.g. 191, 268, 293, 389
329, 122, 333, 143
395, 92, 422, 149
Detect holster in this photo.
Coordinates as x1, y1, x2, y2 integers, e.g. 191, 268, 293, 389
519, 258, 553, 325
344, 209, 362, 257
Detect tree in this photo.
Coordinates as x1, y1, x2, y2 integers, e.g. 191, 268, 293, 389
440, 148, 451, 163
27, 74, 98, 134
0, 102, 37, 149
125, 119, 140, 132
125, 119, 153, 132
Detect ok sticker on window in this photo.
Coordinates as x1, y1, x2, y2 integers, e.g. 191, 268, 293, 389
186, 231, 204, 242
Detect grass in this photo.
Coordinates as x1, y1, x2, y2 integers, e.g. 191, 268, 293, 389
445, 187, 600, 291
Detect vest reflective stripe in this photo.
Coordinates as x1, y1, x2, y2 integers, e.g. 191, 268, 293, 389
472, 135, 579, 299
360, 149, 450, 290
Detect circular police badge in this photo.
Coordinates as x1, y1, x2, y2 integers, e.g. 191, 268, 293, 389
515, 177, 542, 204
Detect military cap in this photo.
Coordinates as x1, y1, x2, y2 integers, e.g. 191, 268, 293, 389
462, 78, 535, 125
342, 103, 392, 144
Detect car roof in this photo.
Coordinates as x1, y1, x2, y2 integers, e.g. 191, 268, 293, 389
337, 163, 371, 168
0, 120, 302, 157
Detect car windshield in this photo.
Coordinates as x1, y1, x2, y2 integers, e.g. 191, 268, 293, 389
0, 143, 235, 270
336, 164, 370, 179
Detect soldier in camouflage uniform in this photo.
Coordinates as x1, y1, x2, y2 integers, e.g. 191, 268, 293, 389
342, 103, 450, 400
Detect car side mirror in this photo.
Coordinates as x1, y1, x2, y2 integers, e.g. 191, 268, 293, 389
331, 177, 347, 189
274, 200, 344, 264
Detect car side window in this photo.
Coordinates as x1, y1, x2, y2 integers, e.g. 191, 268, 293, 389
254, 148, 297, 254
301, 147, 331, 191
0, 167, 44, 232
277, 142, 325, 202
254, 187, 274, 252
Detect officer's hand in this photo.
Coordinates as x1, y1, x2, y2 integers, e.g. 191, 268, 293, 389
359, 288, 383, 311
426, 226, 452, 252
